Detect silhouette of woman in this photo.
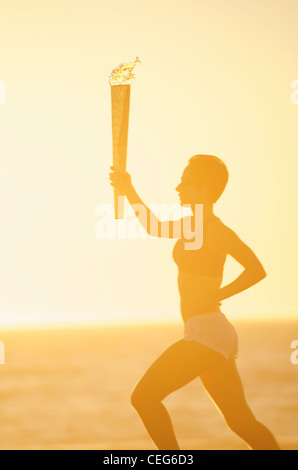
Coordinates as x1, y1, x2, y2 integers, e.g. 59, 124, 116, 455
109, 154, 280, 450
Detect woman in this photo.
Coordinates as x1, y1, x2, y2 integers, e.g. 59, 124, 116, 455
109, 154, 279, 450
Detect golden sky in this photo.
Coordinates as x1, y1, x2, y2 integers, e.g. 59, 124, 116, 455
0, 0, 297, 327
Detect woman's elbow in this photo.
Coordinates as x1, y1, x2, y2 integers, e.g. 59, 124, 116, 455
245, 264, 266, 281
255, 266, 267, 281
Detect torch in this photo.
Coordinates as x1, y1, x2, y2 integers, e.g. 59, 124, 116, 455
109, 57, 140, 219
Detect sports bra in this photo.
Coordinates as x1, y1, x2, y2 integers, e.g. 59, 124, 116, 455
172, 216, 226, 277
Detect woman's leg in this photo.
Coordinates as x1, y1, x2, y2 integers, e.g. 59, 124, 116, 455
200, 359, 280, 450
130, 339, 225, 450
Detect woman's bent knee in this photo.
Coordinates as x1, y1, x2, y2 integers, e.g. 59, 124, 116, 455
130, 387, 142, 409
130, 385, 161, 411
131, 386, 149, 410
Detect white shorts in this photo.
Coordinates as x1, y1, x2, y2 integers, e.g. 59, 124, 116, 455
182, 312, 238, 360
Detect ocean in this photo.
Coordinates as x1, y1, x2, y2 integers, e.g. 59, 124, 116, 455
0, 319, 297, 450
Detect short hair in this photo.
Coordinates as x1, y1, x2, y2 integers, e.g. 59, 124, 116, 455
187, 154, 229, 202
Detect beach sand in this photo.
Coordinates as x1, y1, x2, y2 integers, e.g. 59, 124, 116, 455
0, 319, 297, 450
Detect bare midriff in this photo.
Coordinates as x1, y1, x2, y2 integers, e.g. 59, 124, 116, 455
178, 270, 223, 323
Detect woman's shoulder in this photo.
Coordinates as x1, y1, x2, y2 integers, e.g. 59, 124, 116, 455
206, 217, 238, 254
208, 215, 236, 233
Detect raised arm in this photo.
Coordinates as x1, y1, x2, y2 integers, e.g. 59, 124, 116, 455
109, 166, 186, 238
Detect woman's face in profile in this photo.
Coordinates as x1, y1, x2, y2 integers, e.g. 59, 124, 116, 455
176, 166, 208, 205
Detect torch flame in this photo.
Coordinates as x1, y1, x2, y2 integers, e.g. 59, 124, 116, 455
109, 57, 141, 86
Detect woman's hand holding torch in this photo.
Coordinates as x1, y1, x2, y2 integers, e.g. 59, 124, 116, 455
109, 167, 160, 236
109, 166, 133, 195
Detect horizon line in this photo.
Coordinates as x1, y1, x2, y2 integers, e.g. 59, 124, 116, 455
0, 314, 297, 332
